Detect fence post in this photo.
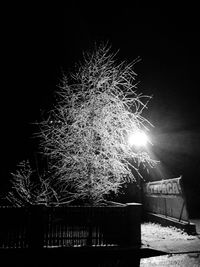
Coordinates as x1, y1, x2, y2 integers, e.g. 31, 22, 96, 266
28, 205, 44, 248
126, 203, 142, 248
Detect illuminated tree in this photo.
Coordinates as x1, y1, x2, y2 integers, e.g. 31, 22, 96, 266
8, 45, 157, 207
7, 160, 58, 206
38, 44, 156, 205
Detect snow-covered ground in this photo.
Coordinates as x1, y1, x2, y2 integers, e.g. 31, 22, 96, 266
140, 253, 200, 267
141, 222, 196, 245
141, 222, 200, 266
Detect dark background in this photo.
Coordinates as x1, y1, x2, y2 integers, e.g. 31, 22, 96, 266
1, 3, 200, 214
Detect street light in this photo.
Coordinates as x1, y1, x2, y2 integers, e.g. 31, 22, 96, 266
128, 131, 149, 148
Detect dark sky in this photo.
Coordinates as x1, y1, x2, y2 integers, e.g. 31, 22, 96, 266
1, 4, 200, 190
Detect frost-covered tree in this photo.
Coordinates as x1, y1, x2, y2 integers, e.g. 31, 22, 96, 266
6, 160, 58, 206
39, 44, 156, 205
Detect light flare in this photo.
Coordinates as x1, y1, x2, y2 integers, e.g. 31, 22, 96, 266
128, 131, 149, 147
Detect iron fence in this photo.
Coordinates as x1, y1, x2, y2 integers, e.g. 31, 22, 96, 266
0, 203, 140, 249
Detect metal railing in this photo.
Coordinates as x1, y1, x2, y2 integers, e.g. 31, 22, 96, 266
0, 203, 141, 249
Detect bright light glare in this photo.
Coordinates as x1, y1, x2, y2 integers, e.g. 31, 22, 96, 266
128, 131, 148, 147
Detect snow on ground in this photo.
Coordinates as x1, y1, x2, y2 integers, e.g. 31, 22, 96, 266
140, 253, 200, 267
141, 222, 196, 245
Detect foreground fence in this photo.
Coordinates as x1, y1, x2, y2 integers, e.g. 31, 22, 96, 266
0, 203, 141, 249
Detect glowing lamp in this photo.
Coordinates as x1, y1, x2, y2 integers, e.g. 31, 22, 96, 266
128, 131, 148, 147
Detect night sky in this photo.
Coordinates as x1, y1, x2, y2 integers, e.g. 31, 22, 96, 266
1, 4, 200, 200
